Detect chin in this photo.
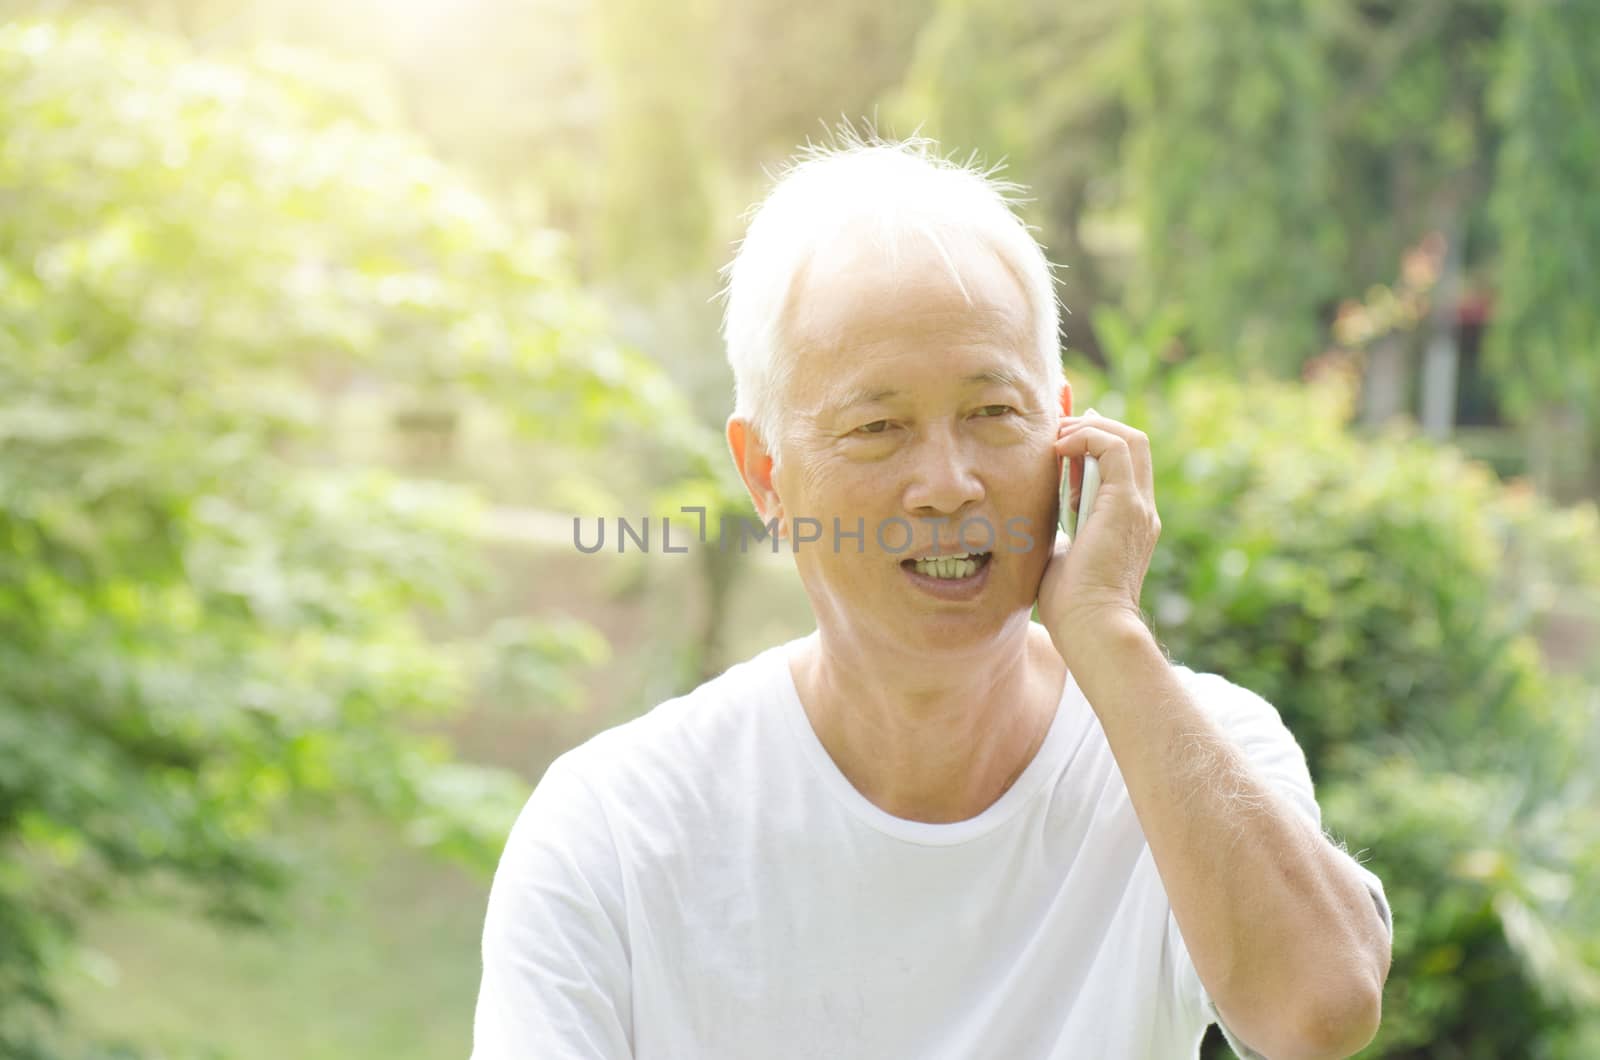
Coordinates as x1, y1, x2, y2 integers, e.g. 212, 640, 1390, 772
887, 603, 1029, 656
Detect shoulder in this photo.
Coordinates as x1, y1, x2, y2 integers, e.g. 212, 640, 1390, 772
1168, 662, 1297, 743
540, 638, 795, 811
1167, 661, 1320, 827
498, 639, 792, 865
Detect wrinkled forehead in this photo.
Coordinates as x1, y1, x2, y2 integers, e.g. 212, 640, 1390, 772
779, 224, 1035, 360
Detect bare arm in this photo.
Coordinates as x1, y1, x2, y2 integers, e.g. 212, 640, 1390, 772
1071, 618, 1391, 1060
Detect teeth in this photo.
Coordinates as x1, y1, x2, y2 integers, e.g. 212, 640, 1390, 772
911, 554, 986, 579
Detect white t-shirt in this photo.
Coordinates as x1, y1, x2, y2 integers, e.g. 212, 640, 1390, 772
472, 629, 1392, 1059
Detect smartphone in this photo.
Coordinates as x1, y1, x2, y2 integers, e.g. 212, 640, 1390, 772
1058, 411, 1102, 535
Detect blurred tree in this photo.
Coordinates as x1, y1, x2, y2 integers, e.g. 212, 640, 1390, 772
1125, 0, 1341, 373
1486, 0, 1600, 496
588, 0, 934, 290
1318, 0, 1506, 439
716, 0, 933, 172
0, 0, 610, 257
1319, 0, 1505, 286
589, 0, 720, 287
0, 14, 697, 1055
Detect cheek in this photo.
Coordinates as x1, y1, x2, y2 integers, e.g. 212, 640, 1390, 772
994, 452, 1060, 550
991, 433, 1056, 494
778, 460, 899, 543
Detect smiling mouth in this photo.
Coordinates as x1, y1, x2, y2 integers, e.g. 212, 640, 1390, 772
899, 552, 993, 580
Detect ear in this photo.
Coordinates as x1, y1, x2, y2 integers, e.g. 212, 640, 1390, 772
726, 415, 786, 534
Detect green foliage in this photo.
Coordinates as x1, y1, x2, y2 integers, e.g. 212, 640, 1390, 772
1147, 376, 1558, 772
1486, 0, 1600, 423
1072, 325, 1600, 1056
717, 0, 930, 171
1322, 749, 1600, 1056
590, 0, 720, 287
0, 14, 689, 1053
590, 0, 931, 290
1317, 1, 1505, 282
1126, 0, 1341, 371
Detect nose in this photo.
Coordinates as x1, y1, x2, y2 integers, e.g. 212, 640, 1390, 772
902, 424, 985, 519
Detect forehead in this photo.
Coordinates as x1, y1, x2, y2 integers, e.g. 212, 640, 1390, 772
781, 226, 1035, 365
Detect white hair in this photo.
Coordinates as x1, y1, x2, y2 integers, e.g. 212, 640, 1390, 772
719, 130, 1065, 462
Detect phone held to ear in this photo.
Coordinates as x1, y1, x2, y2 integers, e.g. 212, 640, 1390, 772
1059, 408, 1101, 536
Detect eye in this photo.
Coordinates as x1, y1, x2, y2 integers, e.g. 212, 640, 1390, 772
853, 420, 892, 435
973, 405, 1016, 419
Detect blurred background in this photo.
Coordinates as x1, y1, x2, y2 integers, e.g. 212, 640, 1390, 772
1, 0, 1597, 1056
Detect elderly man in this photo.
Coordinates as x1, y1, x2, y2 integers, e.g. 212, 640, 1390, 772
472, 136, 1393, 1059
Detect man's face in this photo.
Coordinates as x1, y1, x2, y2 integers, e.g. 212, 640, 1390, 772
770, 231, 1060, 658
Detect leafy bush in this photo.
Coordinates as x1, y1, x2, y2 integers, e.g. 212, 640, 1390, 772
1071, 319, 1600, 1056
0, 15, 695, 1056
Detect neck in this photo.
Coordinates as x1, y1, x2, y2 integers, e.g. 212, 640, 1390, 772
789, 620, 1066, 823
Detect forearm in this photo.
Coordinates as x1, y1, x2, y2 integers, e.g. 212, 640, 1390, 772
1066, 618, 1388, 1059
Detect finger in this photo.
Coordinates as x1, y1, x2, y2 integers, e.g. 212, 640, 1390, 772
1059, 418, 1155, 502
1055, 426, 1085, 514
1085, 415, 1155, 499
1055, 425, 1140, 502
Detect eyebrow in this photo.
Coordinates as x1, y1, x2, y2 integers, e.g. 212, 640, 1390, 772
819, 368, 1033, 419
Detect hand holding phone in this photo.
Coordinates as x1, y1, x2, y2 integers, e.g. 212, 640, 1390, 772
1042, 402, 1162, 659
